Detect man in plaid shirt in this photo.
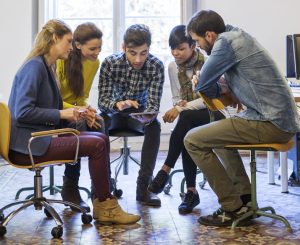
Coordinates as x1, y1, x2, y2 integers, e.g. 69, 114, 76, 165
98, 24, 164, 206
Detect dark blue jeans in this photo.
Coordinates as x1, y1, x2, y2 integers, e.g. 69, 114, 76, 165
101, 111, 161, 187
165, 109, 224, 188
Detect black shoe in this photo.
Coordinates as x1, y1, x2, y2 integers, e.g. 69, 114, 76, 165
61, 176, 90, 212
240, 194, 251, 206
240, 194, 261, 218
136, 190, 161, 207
147, 170, 169, 194
178, 191, 200, 214
198, 206, 252, 227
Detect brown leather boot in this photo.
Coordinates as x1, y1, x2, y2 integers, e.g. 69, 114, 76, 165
93, 197, 141, 224
61, 176, 90, 212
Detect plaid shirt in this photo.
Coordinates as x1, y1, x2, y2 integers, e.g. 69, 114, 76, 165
98, 52, 164, 113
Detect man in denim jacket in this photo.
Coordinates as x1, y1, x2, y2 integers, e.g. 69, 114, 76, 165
184, 10, 300, 227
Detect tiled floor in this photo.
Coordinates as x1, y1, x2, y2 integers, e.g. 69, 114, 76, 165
0, 151, 300, 245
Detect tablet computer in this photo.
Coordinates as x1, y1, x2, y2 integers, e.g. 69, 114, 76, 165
129, 111, 159, 116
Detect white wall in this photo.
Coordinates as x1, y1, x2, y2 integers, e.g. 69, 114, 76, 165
0, 0, 37, 103
1, 1, 299, 100
198, 0, 300, 76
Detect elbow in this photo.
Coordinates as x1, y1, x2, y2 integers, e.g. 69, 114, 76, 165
15, 109, 32, 123
197, 87, 220, 99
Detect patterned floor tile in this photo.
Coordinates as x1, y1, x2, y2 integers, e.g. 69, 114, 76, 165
0, 152, 300, 244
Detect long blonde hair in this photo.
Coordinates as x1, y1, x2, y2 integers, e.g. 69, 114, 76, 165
26, 19, 72, 61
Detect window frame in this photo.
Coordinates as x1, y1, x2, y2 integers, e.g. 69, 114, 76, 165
39, 0, 198, 53
38, 0, 199, 135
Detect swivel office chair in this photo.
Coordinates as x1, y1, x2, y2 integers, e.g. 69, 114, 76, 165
0, 102, 92, 239
15, 165, 91, 200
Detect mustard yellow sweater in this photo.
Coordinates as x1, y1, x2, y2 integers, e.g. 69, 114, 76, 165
56, 59, 100, 109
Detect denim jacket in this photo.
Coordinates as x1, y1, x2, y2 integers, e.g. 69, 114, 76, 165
195, 25, 300, 133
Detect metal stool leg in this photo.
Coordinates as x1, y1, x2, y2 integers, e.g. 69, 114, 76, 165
232, 149, 292, 231
164, 168, 206, 195
110, 136, 142, 198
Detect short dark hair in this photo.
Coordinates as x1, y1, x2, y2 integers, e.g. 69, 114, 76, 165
123, 24, 151, 48
187, 10, 225, 37
169, 25, 195, 50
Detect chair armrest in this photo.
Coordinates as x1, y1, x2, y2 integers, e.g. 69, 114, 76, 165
28, 128, 80, 169
31, 128, 80, 137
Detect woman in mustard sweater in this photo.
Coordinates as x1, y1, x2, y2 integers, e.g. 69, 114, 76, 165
56, 22, 104, 211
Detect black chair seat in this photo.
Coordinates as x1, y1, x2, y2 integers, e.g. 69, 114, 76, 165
109, 129, 144, 137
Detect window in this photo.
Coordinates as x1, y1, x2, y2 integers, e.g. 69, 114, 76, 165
44, 0, 186, 62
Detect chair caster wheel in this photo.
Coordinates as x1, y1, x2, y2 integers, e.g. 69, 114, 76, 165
113, 189, 123, 198
51, 226, 63, 238
44, 208, 52, 218
0, 226, 6, 236
82, 214, 93, 224
0, 213, 4, 222
164, 185, 171, 194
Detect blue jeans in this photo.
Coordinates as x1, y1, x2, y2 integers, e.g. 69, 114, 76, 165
101, 111, 161, 187
165, 109, 224, 188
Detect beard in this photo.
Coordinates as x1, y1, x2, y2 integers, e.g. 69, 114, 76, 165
203, 39, 213, 55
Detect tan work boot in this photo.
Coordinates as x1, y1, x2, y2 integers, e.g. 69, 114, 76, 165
93, 197, 141, 224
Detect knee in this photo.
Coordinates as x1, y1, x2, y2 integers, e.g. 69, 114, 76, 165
88, 132, 109, 143
177, 111, 192, 127
145, 119, 161, 133
184, 131, 194, 151
184, 128, 204, 151
98, 133, 109, 143
178, 110, 192, 121
94, 137, 107, 154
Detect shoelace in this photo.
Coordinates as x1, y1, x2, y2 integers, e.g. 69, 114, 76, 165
154, 171, 168, 185
213, 208, 232, 223
214, 206, 249, 220
183, 191, 195, 205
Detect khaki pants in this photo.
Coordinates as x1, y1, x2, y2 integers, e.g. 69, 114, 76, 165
184, 117, 294, 211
